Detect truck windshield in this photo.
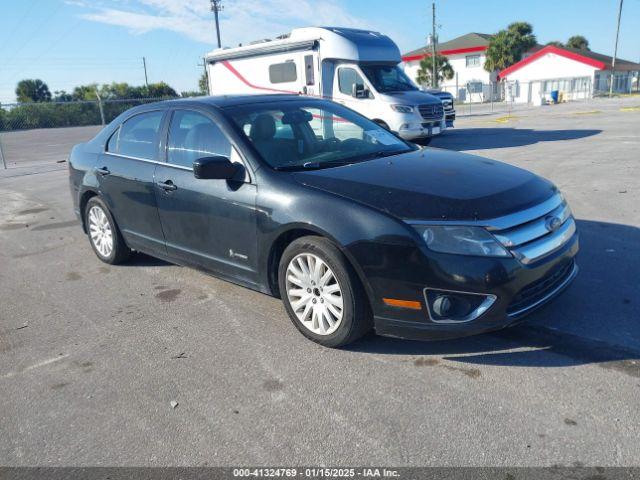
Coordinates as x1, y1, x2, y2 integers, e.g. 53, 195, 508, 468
226, 100, 416, 171
361, 65, 419, 93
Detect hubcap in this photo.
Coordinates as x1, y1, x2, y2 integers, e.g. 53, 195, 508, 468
285, 253, 344, 335
88, 205, 113, 258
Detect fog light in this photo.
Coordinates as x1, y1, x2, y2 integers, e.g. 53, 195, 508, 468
424, 289, 497, 324
432, 295, 452, 317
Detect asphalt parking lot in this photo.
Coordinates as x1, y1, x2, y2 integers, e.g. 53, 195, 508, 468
1, 97, 639, 466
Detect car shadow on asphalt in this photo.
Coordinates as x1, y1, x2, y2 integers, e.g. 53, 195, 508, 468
429, 127, 602, 151
122, 252, 172, 267
348, 219, 640, 374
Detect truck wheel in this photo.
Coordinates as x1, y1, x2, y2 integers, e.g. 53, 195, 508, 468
278, 236, 372, 347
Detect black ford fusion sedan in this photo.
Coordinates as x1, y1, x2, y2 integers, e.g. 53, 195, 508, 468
68, 95, 578, 347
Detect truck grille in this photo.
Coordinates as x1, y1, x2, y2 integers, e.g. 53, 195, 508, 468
488, 194, 577, 265
418, 104, 444, 120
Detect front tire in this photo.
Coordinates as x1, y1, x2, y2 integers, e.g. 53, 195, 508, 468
85, 197, 131, 264
278, 236, 372, 347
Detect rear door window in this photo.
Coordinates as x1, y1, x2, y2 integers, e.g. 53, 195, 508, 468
118, 111, 164, 160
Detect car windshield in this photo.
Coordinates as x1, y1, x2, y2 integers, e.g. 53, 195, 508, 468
225, 100, 416, 171
361, 65, 419, 93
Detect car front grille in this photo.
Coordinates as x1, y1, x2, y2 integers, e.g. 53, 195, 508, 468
507, 260, 577, 316
488, 195, 577, 265
418, 104, 444, 120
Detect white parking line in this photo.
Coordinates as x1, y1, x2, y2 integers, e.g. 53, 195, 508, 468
2, 354, 69, 379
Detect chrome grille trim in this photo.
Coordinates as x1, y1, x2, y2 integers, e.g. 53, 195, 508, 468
510, 217, 576, 264
418, 104, 444, 120
493, 202, 572, 247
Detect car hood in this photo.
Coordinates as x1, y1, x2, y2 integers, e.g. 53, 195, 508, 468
378, 90, 441, 105
292, 148, 557, 222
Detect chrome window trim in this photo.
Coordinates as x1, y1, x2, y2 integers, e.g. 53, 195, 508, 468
406, 193, 563, 231
423, 287, 497, 324
103, 152, 193, 171
507, 263, 579, 318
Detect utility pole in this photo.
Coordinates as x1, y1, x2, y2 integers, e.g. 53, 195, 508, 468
199, 57, 211, 96
142, 57, 149, 87
210, 0, 223, 48
431, 1, 438, 89
609, 0, 623, 97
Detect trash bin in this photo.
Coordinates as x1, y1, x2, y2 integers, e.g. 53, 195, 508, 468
550, 90, 559, 104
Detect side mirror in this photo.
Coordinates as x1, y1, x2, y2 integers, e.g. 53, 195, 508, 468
193, 156, 240, 180
351, 83, 367, 99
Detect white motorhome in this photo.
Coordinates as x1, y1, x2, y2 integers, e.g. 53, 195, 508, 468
206, 27, 446, 141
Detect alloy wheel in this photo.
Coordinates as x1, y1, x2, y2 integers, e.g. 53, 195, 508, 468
285, 253, 344, 335
88, 205, 114, 258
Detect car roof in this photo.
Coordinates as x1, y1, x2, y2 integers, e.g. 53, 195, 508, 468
160, 94, 324, 109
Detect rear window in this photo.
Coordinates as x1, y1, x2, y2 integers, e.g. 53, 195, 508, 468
118, 111, 164, 160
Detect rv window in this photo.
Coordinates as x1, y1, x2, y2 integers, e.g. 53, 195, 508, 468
304, 55, 315, 86
269, 62, 297, 84
338, 68, 364, 96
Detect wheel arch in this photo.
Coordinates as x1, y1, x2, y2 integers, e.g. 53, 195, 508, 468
265, 224, 375, 308
79, 189, 99, 233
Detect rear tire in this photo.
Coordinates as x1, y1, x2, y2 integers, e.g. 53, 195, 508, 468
85, 197, 131, 265
278, 236, 372, 347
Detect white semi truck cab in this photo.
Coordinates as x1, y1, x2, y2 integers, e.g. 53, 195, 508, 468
206, 27, 446, 141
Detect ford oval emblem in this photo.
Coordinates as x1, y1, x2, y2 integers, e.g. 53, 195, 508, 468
545, 216, 562, 232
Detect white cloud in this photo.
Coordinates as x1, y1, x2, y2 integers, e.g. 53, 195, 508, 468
77, 0, 368, 47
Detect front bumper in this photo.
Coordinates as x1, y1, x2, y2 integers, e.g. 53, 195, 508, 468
444, 110, 455, 127
391, 110, 446, 140
397, 119, 446, 140
370, 232, 579, 341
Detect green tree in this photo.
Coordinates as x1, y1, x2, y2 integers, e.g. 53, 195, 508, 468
484, 22, 537, 72
415, 54, 454, 87
199, 72, 209, 95
145, 82, 178, 98
546, 41, 564, 47
566, 35, 589, 50
15, 79, 52, 103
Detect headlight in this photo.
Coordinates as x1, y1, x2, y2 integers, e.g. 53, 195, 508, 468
390, 104, 414, 113
412, 225, 511, 257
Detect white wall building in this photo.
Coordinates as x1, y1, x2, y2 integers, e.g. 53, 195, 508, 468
499, 45, 640, 104
402, 32, 499, 103
404, 34, 640, 105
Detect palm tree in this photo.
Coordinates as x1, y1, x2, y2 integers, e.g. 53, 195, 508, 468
566, 35, 589, 50
15, 79, 52, 103
484, 22, 537, 73
416, 54, 454, 88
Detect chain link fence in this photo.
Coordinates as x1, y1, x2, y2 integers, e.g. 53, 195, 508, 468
437, 78, 595, 117
0, 96, 184, 169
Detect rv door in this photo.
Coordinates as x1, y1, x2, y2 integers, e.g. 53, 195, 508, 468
333, 64, 373, 117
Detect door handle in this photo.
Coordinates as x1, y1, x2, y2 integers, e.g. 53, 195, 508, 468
157, 180, 177, 192
95, 166, 110, 176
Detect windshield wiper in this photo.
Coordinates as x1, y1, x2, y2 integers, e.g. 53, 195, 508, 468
274, 160, 352, 171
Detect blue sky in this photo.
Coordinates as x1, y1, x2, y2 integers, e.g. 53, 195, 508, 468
1, 0, 639, 103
